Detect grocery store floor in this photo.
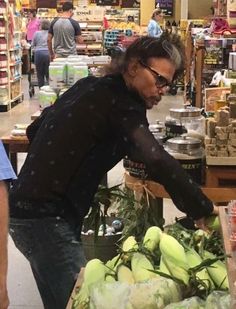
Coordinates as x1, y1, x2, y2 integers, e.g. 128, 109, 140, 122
3, 77, 185, 308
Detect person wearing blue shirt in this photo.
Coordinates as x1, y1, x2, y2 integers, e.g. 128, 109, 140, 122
0, 141, 16, 309
147, 9, 163, 38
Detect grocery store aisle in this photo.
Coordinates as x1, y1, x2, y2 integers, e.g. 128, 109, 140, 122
3, 77, 185, 308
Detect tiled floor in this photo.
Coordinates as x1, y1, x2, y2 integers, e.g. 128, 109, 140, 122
3, 77, 185, 308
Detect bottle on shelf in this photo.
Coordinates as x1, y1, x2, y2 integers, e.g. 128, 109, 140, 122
165, 20, 171, 33
171, 20, 177, 34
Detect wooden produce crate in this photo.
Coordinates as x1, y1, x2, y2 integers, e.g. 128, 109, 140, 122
66, 269, 84, 309
219, 207, 236, 308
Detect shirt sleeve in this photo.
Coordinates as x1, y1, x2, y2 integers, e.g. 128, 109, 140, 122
0, 141, 16, 181
147, 20, 163, 38
110, 97, 213, 220
70, 19, 81, 36
48, 18, 57, 36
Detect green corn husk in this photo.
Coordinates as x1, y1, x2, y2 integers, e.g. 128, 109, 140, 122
203, 251, 229, 290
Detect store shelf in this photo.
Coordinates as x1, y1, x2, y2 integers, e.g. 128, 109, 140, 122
10, 61, 22, 66
0, 100, 9, 106
10, 77, 21, 83
0, 2, 22, 112
206, 156, 236, 166
78, 21, 104, 56
9, 47, 21, 52
11, 93, 23, 103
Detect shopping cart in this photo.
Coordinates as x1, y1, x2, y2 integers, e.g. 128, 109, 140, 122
28, 47, 38, 98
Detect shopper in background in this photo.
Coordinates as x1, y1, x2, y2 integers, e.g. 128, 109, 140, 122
9, 33, 218, 309
47, 1, 83, 61
0, 142, 16, 309
26, 10, 40, 43
31, 19, 50, 88
148, 8, 163, 38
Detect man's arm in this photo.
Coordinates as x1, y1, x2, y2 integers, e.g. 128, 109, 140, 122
70, 19, 83, 45
47, 33, 55, 61
0, 181, 9, 309
75, 35, 83, 44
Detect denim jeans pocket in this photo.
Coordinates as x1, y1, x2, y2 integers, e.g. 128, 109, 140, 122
9, 219, 35, 260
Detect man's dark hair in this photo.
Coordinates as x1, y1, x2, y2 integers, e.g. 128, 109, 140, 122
62, 1, 74, 12
105, 32, 185, 81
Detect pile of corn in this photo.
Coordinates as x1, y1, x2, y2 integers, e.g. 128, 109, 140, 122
72, 220, 230, 309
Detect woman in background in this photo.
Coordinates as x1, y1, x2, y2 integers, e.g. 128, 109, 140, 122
148, 9, 163, 38
32, 20, 50, 88
26, 10, 40, 43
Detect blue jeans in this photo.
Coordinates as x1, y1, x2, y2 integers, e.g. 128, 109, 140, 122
34, 50, 50, 88
10, 217, 86, 309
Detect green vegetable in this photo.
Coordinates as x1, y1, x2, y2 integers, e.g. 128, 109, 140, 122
205, 215, 220, 232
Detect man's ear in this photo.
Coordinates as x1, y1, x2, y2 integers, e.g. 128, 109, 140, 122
127, 59, 139, 77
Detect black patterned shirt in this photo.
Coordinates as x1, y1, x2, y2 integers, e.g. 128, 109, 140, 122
9, 74, 213, 224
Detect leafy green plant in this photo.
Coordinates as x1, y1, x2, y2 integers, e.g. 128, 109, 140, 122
85, 184, 165, 242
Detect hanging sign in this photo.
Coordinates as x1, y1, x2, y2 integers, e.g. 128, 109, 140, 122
156, 0, 173, 17
95, 0, 120, 5
37, 0, 56, 8
121, 0, 140, 8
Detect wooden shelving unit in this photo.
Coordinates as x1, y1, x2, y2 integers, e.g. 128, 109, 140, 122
193, 37, 235, 108
0, 0, 23, 112
77, 21, 104, 56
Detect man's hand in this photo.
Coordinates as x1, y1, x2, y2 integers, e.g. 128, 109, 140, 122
0, 285, 9, 309
194, 205, 219, 232
50, 53, 55, 62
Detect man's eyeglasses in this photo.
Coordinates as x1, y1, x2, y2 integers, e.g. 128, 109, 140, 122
139, 60, 172, 89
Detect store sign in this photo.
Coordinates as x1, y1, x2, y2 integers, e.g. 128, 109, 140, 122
156, 0, 173, 17
36, 0, 56, 8
95, 0, 120, 5
121, 0, 140, 8
75, 6, 105, 21
37, 0, 56, 8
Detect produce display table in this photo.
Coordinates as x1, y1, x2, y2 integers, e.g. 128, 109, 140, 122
1, 135, 29, 174
1, 110, 41, 174
206, 165, 236, 188
31, 110, 41, 120
219, 207, 236, 308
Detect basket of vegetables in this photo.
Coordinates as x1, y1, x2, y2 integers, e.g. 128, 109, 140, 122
69, 213, 231, 309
